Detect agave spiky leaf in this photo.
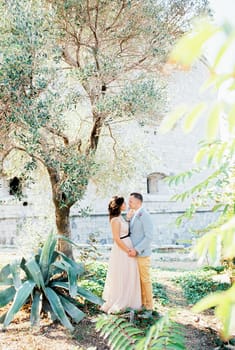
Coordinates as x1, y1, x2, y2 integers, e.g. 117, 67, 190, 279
0, 264, 11, 281
59, 294, 85, 323
0, 286, 16, 307
44, 287, 74, 331
77, 286, 104, 305
0, 264, 13, 286
20, 257, 33, 280
3, 280, 36, 328
58, 251, 85, 276
52, 260, 77, 298
25, 258, 45, 290
50, 281, 103, 305
0, 312, 7, 324
39, 232, 57, 281
9, 261, 22, 289
30, 290, 42, 327
0, 233, 103, 330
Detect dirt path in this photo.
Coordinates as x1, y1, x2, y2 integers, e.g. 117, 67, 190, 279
156, 270, 220, 350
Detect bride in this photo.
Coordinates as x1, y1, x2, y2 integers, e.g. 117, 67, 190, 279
100, 196, 141, 314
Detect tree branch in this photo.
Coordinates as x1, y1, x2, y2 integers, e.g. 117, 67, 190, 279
44, 126, 69, 146
105, 0, 126, 31
1, 146, 47, 168
107, 124, 118, 157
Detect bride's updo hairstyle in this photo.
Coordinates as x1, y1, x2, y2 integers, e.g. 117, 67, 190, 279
108, 196, 124, 220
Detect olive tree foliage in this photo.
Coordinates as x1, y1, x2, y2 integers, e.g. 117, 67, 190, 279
160, 19, 235, 339
0, 0, 95, 258
47, 0, 210, 193
0, 0, 210, 257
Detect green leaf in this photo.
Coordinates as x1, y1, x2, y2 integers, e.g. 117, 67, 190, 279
213, 31, 235, 69
10, 261, 22, 289
20, 257, 33, 280
50, 280, 70, 290
183, 103, 206, 133
169, 21, 218, 67
59, 294, 85, 323
0, 286, 16, 307
30, 290, 42, 327
0, 312, 7, 324
193, 292, 223, 313
56, 252, 84, 297
25, 258, 45, 290
216, 298, 234, 340
44, 287, 74, 331
0, 264, 11, 282
194, 147, 207, 164
59, 252, 84, 276
77, 286, 104, 305
227, 104, 235, 131
207, 233, 218, 265
3, 280, 36, 328
212, 204, 224, 212
159, 105, 187, 134
52, 260, 77, 298
206, 103, 222, 140
39, 232, 57, 281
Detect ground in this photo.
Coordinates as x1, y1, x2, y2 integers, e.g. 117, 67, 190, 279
0, 252, 232, 350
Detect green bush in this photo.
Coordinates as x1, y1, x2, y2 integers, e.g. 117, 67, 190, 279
173, 270, 230, 304
79, 261, 107, 297
0, 233, 103, 330
152, 282, 169, 305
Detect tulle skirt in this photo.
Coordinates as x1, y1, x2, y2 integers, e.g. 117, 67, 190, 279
101, 237, 141, 314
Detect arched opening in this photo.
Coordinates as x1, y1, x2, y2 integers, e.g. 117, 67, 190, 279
147, 172, 167, 194
9, 177, 22, 197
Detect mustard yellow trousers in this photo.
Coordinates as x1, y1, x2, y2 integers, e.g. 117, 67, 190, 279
137, 256, 153, 310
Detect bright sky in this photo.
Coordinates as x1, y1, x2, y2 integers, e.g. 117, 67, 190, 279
209, 1, 235, 109
205, 0, 235, 74
209, 0, 235, 23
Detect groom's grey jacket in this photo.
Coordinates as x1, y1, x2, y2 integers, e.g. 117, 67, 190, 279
129, 207, 153, 257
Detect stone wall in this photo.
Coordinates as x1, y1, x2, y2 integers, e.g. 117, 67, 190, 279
70, 209, 218, 248
0, 204, 218, 249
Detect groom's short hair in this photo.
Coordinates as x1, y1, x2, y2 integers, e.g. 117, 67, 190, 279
130, 192, 143, 202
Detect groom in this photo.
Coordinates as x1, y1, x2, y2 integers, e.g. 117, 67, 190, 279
128, 192, 154, 318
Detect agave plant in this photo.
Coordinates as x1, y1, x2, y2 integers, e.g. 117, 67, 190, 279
0, 233, 103, 331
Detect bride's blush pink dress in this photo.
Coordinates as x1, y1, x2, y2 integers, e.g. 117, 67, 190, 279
101, 216, 141, 314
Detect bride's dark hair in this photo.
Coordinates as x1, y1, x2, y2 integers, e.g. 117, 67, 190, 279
108, 196, 124, 220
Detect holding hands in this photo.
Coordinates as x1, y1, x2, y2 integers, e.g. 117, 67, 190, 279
128, 248, 137, 257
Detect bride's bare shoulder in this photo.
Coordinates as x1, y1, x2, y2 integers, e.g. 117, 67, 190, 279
110, 216, 121, 223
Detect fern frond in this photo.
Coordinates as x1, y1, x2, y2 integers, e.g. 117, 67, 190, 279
95, 314, 143, 350
135, 313, 186, 350
96, 313, 186, 350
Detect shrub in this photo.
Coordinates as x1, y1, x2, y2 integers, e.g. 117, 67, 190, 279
173, 270, 230, 304
79, 261, 107, 297
153, 282, 169, 305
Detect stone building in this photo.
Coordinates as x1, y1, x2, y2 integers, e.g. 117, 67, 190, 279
0, 60, 218, 252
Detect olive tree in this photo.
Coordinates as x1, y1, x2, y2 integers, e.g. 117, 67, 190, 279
0, 0, 210, 257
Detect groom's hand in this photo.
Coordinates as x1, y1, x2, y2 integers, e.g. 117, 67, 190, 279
128, 249, 137, 257
126, 209, 135, 221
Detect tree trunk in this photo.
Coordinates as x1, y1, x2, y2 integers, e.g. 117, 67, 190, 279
47, 167, 75, 259
55, 204, 74, 259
